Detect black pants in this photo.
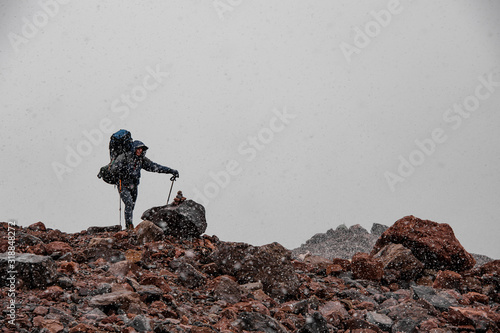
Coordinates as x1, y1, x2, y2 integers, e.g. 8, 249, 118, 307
119, 184, 138, 229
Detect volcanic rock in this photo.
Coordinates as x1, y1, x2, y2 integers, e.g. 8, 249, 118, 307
211, 242, 300, 299
0, 253, 57, 289
141, 199, 207, 238
373, 243, 424, 281
351, 252, 384, 281
135, 220, 164, 245
371, 215, 476, 272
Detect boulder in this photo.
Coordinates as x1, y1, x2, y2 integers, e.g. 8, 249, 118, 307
0, 253, 57, 289
141, 199, 207, 238
373, 243, 424, 281
135, 220, 164, 245
351, 252, 384, 281
371, 216, 475, 272
211, 242, 300, 299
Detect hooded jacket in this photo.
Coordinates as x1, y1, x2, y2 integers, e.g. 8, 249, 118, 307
110, 140, 174, 186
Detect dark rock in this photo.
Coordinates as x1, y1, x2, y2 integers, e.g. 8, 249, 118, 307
176, 262, 207, 289
0, 253, 57, 289
211, 242, 300, 299
411, 285, 456, 311
57, 277, 73, 289
213, 276, 242, 304
371, 216, 476, 272
87, 225, 122, 234
141, 199, 207, 239
391, 318, 418, 333
374, 243, 424, 281
237, 312, 288, 333
128, 314, 151, 332
298, 312, 329, 333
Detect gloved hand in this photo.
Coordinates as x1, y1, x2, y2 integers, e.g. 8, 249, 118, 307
170, 169, 179, 178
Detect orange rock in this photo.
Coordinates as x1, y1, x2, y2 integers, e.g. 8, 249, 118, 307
351, 253, 383, 281
40, 286, 64, 301
45, 241, 72, 255
433, 270, 463, 289
58, 261, 79, 274
28, 221, 46, 231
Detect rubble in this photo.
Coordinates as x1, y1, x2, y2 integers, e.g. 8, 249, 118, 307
0, 213, 498, 332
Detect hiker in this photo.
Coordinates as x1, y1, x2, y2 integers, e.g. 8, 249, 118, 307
110, 140, 179, 229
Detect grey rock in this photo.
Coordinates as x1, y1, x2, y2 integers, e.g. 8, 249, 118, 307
366, 311, 393, 331
0, 253, 57, 289
237, 312, 288, 333
412, 285, 455, 311
128, 314, 151, 332
298, 312, 329, 333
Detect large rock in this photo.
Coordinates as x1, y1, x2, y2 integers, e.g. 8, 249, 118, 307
371, 216, 475, 272
211, 242, 300, 300
373, 243, 424, 281
0, 253, 57, 289
141, 200, 207, 238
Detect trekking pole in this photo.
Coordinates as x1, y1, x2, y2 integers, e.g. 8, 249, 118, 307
118, 180, 122, 228
166, 175, 176, 205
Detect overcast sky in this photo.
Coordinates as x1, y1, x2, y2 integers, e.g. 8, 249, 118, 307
1, 0, 499, 258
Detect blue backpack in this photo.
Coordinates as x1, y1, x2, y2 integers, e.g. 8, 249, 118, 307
98, 129, 133, 184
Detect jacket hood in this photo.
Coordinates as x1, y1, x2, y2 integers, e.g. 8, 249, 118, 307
131, 140, 149, 153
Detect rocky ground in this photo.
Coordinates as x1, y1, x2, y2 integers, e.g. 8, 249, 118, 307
0, 214, 499, 333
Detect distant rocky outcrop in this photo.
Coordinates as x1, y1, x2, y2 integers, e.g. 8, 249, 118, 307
0, 215, 499, 332
292, 223, 389, 260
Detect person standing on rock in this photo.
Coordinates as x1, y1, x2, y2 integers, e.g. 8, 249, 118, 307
110, 140, 179, 230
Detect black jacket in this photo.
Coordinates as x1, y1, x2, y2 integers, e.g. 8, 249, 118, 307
110, 140, 175, 186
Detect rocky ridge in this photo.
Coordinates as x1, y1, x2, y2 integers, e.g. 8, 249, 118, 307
0, 212, 498, 332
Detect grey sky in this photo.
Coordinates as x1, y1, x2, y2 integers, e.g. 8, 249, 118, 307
1, 0, 499, 258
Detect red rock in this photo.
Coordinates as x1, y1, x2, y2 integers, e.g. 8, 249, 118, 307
40, 319, 64, 333
28, 221, 46, 231
69, 323, 97, 332
448, 306, 497, 329
371, 216, 475, 272
139, 273, 172, 293
58, 261, 79, 274
89, 291, 143, 312
351, 252, 384, 281
477, 259, 500, 276
33, 306, 48, 316
45, 241, 73, 255
331, 258, 351, 271
326, 264, 344, 275
40, 286, 64, 301
433, 270, 463, 289
460, 292, 489, 305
